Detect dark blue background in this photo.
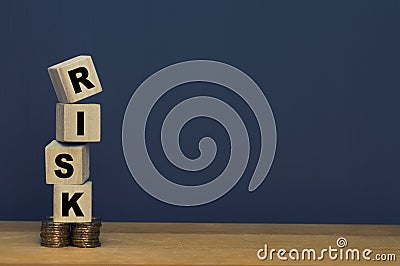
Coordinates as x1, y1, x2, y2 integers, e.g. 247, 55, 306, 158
1, 0, 399, 224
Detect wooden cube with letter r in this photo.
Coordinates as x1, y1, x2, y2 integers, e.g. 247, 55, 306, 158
48, 55, 102, 103
56, 103, 101, 142
45, 140, 89, 185
54, 181, 92, 223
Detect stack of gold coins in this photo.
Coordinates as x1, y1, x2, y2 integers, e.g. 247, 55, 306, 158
70, 217, 102, 248
40, 216, 70, 248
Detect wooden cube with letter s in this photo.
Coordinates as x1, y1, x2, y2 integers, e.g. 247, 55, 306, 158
45, 140, 90, 185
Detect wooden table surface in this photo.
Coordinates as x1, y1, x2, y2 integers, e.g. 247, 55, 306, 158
0, 221, 399, 265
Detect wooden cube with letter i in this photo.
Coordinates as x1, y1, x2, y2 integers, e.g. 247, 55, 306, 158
56, 103, 101, 142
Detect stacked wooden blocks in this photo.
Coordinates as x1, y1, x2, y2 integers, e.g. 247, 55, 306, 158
45, 55, 102, 223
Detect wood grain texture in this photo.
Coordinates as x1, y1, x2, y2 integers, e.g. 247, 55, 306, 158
0, 222, 398, 265
56, 103, 101, 142
45, 140, 90, 185
48, 55, 102, 103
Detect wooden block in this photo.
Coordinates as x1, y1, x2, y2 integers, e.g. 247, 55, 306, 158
45, 140, 89, 185
48, 55, 102, 103
53, 181, 92, 223
56, 103, 101, 142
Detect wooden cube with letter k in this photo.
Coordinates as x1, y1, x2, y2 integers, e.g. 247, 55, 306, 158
53, 181, 92, 223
